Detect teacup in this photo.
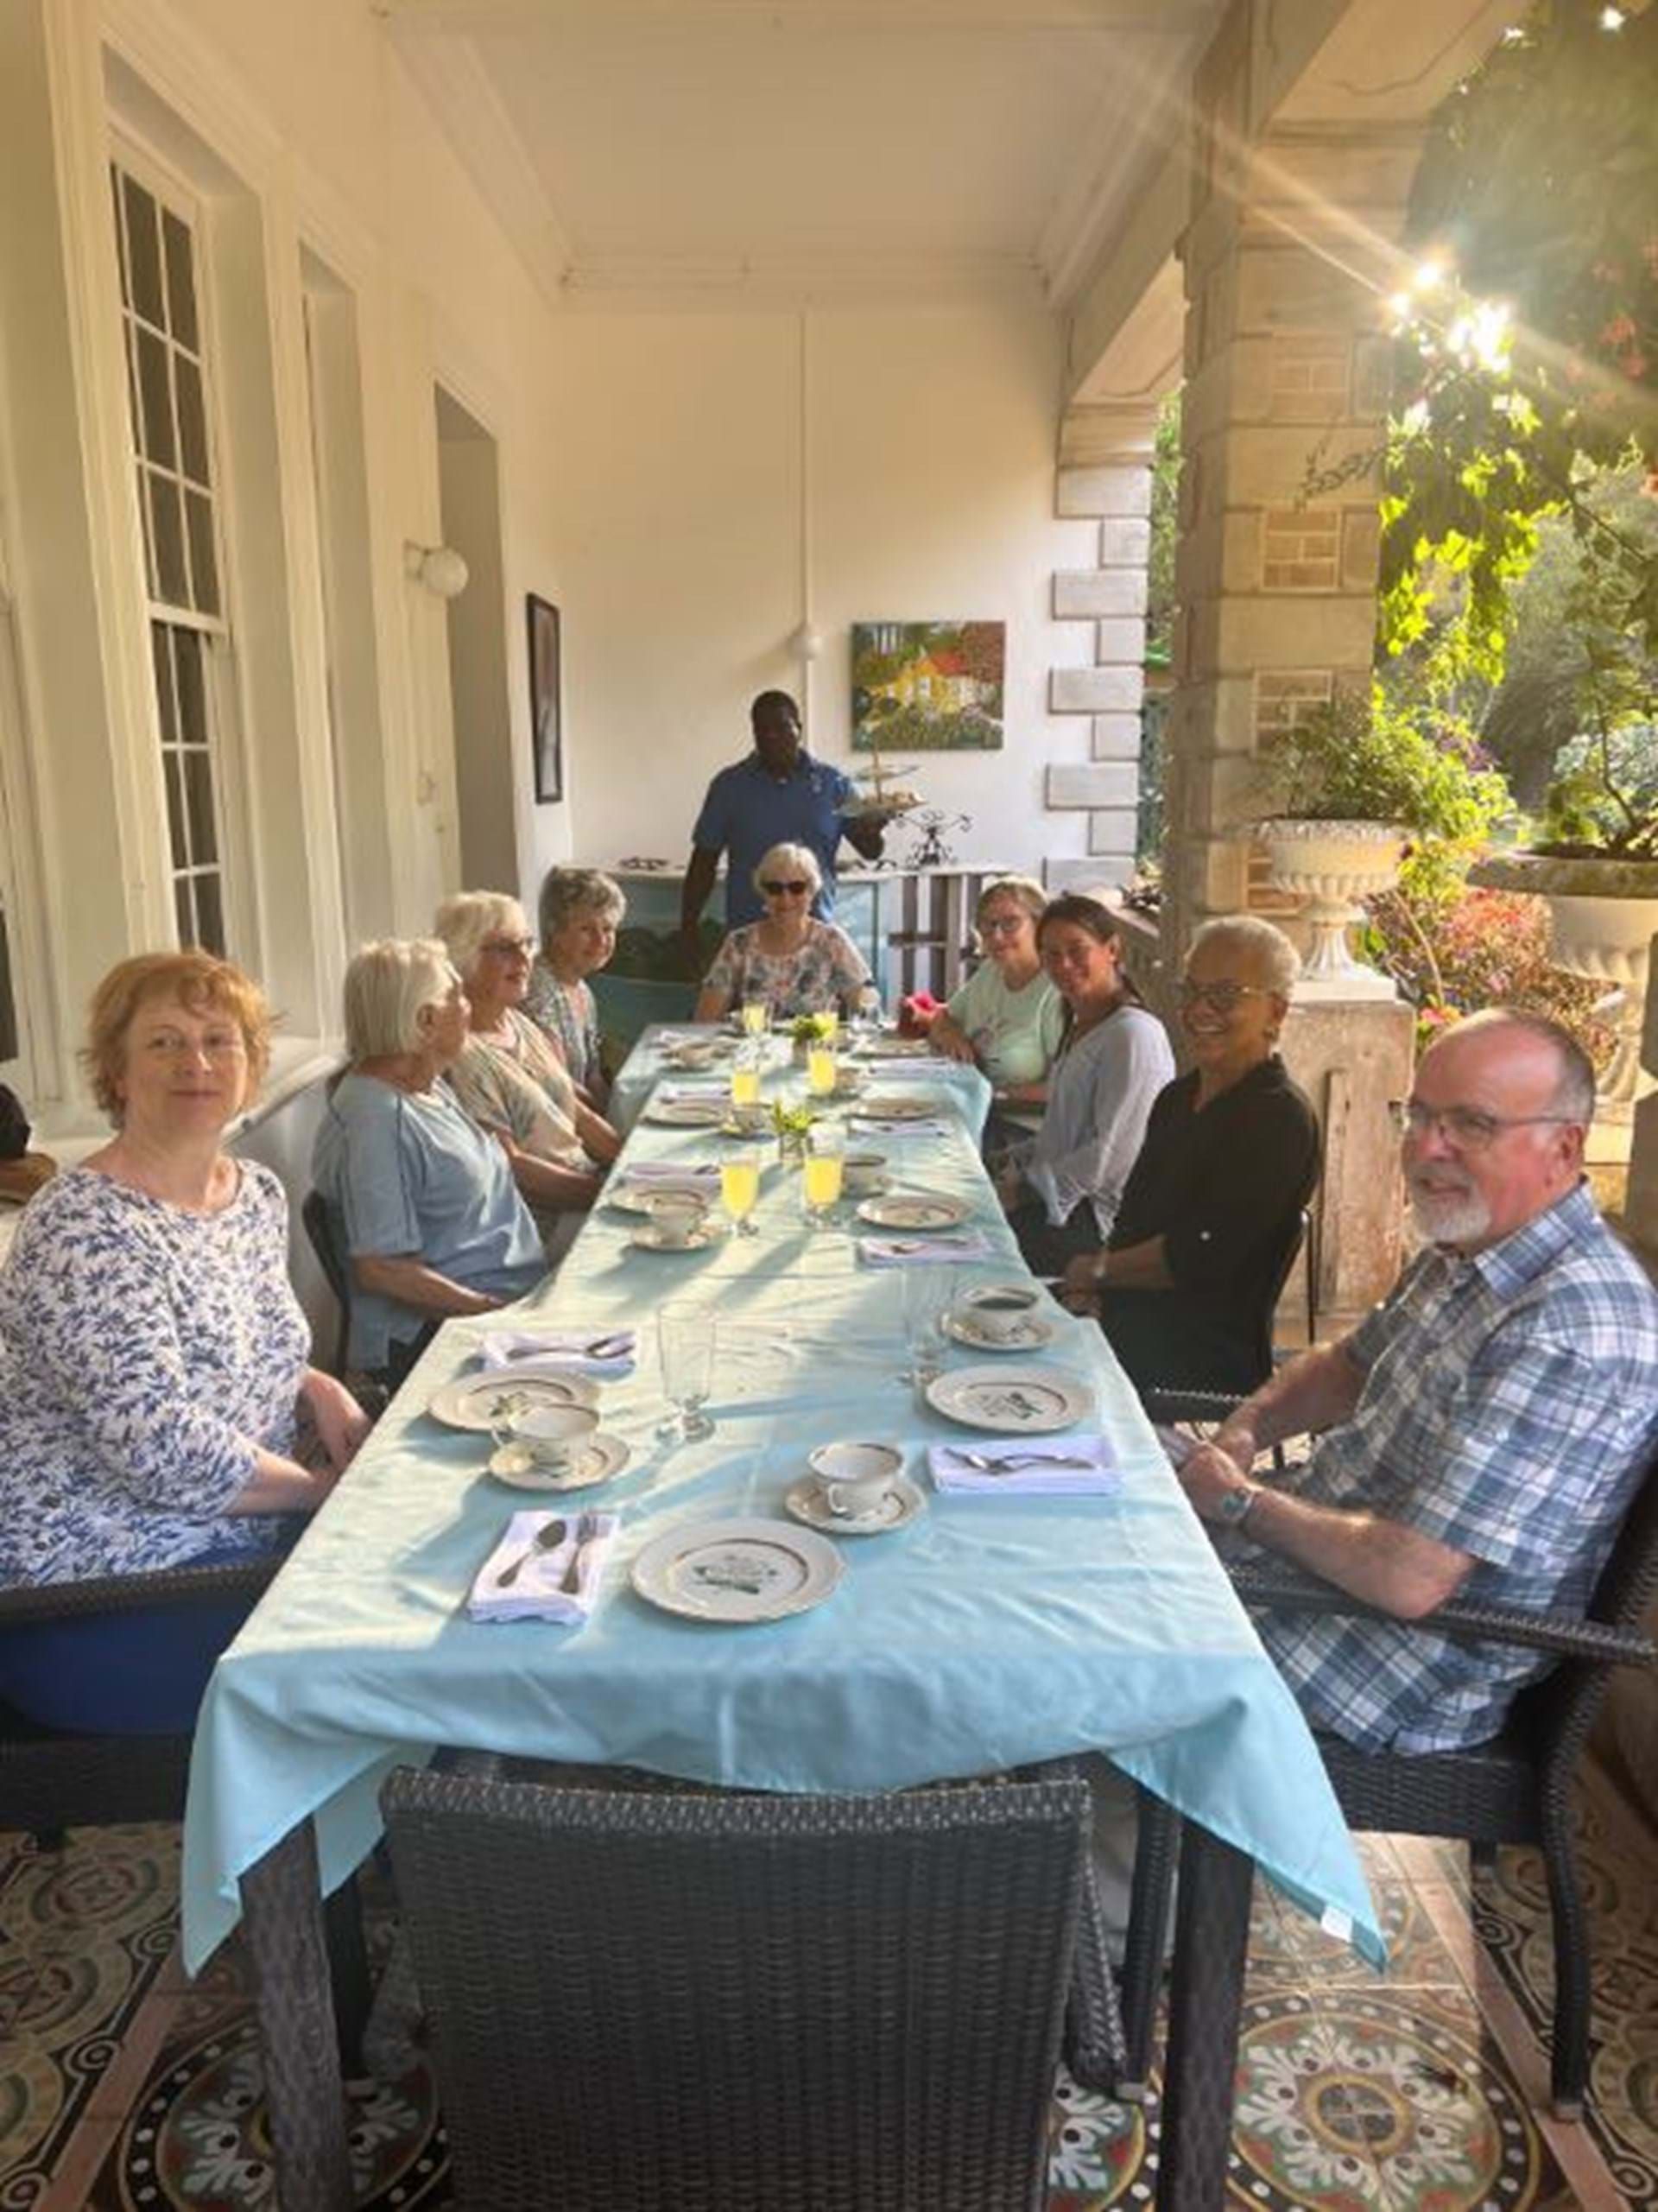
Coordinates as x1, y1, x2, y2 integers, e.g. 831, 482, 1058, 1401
807, 1440, 904, 1521
496, 1402, 601, 1472
725, 1101, 769, 1135
642, 1193, 708, 1246
841, 1151, 889, 1195
833, 1066, 869, 1099
957, 1283, 1042, 1344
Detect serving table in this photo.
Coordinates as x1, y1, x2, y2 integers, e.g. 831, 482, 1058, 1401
181, 1034, 1379, 2207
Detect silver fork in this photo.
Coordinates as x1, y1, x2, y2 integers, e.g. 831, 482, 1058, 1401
952, 1451, 1096, 1473
559, 1512, 597, 1595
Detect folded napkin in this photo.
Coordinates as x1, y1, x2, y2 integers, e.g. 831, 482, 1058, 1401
477, 1327, 636, 1376
859, 1232, 992, 1268
654, 1081, 730, 1100
851, 1116, 950, 1140
929, 1436, 1120, 1497
623, 1161, 721, 1185
467, 1510, 618, 1624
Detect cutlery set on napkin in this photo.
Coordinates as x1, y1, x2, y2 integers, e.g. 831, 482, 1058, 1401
467, 1510, 618, 1624
858, 1233, 993, 1268
928, 1436, 1121, 1496
476, 1327, 637, 1376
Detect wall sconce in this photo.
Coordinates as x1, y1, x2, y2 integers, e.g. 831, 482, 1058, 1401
403, 541, 470, 599
790, 621, 823, 662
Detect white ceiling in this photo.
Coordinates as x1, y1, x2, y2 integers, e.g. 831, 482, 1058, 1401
383, 0, 1229, 311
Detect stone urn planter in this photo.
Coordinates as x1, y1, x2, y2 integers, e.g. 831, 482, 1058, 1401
1471, 852, 1658, 1125
1256, 819, 1404, 999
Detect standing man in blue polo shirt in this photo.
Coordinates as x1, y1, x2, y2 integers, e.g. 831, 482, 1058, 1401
679, 690, 889, 978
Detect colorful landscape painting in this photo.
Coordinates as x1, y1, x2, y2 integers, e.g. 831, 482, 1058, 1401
851, 620, 1004, 752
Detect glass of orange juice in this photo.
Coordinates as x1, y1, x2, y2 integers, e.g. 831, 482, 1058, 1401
741, 998, 770, 1038
818, 1007, 840, 1044
730, 1049, 763, 1111
720, 1148, 762, 1238
801, 1124, 845, 1228
806, 1043, 837, 1097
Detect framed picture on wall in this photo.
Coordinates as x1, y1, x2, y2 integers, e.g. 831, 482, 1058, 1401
527, 593, 562, 803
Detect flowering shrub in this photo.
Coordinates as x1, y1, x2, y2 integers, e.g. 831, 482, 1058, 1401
1362, 884, 1614, 1064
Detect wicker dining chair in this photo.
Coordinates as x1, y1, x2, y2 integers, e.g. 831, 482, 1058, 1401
1134, 1389, 1658, 2119
301, 1188, 352, 1379
382, 1763, 1090, 2211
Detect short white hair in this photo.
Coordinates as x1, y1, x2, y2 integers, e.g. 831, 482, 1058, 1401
343, 938, 457, 1060
1187, 915, 1300, 1000
433, 891, 529, 982
752, 842, 822, 897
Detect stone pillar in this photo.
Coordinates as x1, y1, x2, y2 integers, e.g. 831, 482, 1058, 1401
1628, 929, 1658, 1259
1162, 119, 1421, 971
1046, 402, 1157, 893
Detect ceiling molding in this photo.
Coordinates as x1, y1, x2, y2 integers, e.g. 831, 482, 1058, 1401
557, 248, 1051, 313
386, 26, 573, 309
378, 1, 1218, 32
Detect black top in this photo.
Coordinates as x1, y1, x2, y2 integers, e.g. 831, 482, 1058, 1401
1099, 1056, 1320, 1391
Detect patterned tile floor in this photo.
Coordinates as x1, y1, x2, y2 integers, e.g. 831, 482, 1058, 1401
2, 1753, 1654, 2209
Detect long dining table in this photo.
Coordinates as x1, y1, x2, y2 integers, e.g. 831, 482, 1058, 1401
180, 1027, 1381, 2208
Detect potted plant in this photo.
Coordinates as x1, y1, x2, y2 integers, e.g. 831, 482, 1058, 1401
1251, 690, 1508, 996
769, 1096, 819, 1167
788, 1011, 836, 1064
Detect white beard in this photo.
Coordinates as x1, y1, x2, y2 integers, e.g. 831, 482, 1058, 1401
1408, 1180, 1492, 1249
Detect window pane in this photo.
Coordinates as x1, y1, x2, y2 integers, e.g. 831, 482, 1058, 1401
183, 747, 218, 865
174, 876, 195, 949
136, 326, 175, 468
149, 471, 187, 605
175, 354, 209, 485
193, 871, 225, 956
110, 166, 129, 302
136, 466, 157, 598
173, 627, 208, 748
151, 627, 177, 743
164, 750, 187, 869
122, 174, 164, 327
185, 491, 219, 617
162, 209, 199, 352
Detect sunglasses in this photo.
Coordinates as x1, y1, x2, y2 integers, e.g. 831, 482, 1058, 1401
762, 879, 811, 897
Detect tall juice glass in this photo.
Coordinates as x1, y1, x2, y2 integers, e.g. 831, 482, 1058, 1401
721, 1150, 762, 1237
731, 1056, 762, 1109
741, 999, 770, 1038
802, 1127, 845, 1227
807, 1044, 837, 1097
818, 1008, 840, 1044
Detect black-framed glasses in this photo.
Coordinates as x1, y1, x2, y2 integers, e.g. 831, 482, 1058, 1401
762, 879, 810, 897
1179, 980, 1269, 1013
1387, 1098, 1581, 1150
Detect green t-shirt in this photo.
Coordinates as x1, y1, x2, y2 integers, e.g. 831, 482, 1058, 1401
944, 962, 1064, 1089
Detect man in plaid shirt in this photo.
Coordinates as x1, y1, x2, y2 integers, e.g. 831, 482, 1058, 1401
1179, 1008, 1658, 1752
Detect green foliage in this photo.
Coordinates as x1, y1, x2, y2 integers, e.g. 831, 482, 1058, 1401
788, 1012, 836, 1043
1146, 391, 1181, 665
1253, 688, 1511, 852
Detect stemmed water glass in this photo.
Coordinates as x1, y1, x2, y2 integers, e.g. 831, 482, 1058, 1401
899, 1265, 955, 1389
657, 1304, 717, 1442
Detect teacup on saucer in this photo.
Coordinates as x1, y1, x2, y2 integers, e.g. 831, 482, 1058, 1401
490, 1402, 601, 1472
841, 1151, 889, 1196
640, 1193, 709, 1246
807, 1439, 904, 1521
955, 1283, 1042, 1344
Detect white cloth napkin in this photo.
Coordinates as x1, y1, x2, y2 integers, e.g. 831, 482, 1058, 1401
466, 1510, 618, 1624
851, 1115, 950, 1140
476, 1327, 636, 1376
859, 1232, 992, 1267
928, 1436, 1120, 1496
654, 1081, 729, 1101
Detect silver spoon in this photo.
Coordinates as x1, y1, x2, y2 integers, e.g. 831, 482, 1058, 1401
497, 1518, 567, 1588
952, 1452, 1096, 1473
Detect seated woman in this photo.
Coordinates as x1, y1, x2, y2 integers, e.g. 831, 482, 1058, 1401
1002, 890, 1174, 1276
927, 874, 1062, 1159
435, 893, 620, 1253
0, 952, 365, 1734
523, 866, 625, 1111
1060, 916, 1319, 1393
693, 842, 872, 1024
313, 938, 546, 1384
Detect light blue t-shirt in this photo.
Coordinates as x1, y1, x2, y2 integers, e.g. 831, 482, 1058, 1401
312, 1074, 545, 1370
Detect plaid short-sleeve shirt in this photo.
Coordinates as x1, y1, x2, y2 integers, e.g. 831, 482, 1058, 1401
1253, 1183, 1658, 1753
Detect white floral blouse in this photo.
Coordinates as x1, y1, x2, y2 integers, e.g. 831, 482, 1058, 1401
0, 1163, 308, 1586
703, 918, 870, 1019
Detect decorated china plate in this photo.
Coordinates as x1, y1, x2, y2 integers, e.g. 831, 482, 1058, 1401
923, 1364, 1093, 1435
643, 1098, 729, 1128
630, 1217, 725, 1253
608, 1178, 714, 1215
428, 1362, 600, 1431
488, 1431, 631, 1491
855, 1192, 970, 1231
784, 1474, 925, 1537
852, 1095, 939, 1122
630, 1518, 844, 1623
944, 1308, 1056, 1353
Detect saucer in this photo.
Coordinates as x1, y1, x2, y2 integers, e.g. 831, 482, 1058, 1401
488, 1431, 631, 1491
945, 1309, 1055, 1353
630, 1216, 725, 1252
785, 1474, 925, 1537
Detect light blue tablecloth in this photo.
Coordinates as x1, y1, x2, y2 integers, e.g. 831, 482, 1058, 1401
180, 1092, 1380, 1974
609, 1025, 992, 1142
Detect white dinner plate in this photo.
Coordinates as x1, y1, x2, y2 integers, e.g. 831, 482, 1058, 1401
944, 1309, 1056, 1354
643, 1098, 729, 1127
923, 1364, 1094, 1434
630, 1518, 845, 1623
855, 1192, 970, 1231
856, 1036, 932, 1060
630, 1217, 725, 1253
608, 1178, 714, 1215
488, 1431, 631, 1492
784, 1474, 926, 1537
427, 1361, 601, 1431
854, 1095, 940, 1122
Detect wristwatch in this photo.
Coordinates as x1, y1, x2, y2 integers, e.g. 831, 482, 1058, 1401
1214, 1482, 1260, 1529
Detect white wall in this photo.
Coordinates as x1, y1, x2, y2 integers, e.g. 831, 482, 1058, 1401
545, 302, 1100, 881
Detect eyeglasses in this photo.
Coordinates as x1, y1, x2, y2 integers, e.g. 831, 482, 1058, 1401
762, 879, 810, 897
1179, 981, 1269, 1013
1387, 1098, 1581, 1150
481, 935, 535, 960
139, 1030, 246, 1062
979, 915, 1027, 937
